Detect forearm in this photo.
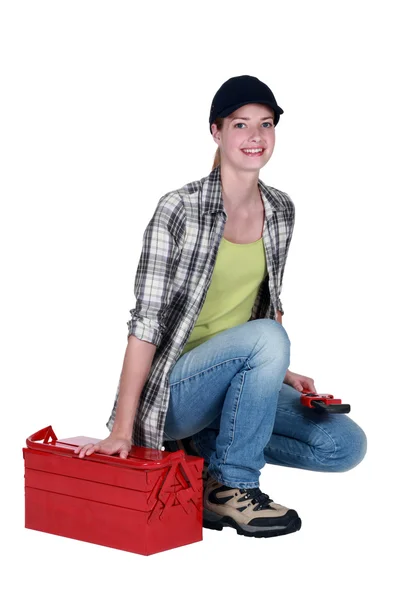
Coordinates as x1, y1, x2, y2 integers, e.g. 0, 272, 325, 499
112, 335, 157, 438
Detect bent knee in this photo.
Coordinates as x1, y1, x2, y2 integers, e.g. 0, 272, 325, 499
315, 421, 368, 472
254, 318, 291, 352
336, 425, 367, 471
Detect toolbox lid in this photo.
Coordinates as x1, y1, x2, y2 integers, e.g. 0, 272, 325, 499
25, 426, 184, 469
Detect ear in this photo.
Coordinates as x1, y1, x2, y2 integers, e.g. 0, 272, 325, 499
211, 123, 222, 146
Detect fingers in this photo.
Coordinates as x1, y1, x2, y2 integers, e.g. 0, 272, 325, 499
304, 378, 317, 394
74, 443, 99, 458
308, 381, 317, 393
73, 440, 131, 459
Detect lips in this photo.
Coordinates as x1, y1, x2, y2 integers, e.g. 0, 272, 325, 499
241, 148, 265, 157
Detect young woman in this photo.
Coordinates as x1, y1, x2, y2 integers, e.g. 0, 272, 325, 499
75, 75, 367, 539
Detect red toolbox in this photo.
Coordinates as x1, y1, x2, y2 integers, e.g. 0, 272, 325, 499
23, 426, 204, 556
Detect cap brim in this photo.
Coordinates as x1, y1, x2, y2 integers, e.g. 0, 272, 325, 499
218, 100, 284, 119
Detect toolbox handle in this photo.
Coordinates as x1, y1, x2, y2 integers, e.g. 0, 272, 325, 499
26, 425, 58, 446
25, 425, 186, 468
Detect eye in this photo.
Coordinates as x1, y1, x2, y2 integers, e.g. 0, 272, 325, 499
234, 122, 273, 129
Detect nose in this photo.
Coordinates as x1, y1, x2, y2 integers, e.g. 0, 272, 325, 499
247, 127, 263, 142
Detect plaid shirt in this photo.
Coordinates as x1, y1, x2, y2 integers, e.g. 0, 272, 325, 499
106, 164, 295, 449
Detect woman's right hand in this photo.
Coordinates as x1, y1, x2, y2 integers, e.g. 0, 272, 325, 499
74, 434, 132, 459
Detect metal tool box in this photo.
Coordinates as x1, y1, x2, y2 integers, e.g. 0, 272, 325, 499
23, 426, 204, 555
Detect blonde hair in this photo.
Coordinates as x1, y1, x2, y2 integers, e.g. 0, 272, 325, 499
211, 117, 224, 170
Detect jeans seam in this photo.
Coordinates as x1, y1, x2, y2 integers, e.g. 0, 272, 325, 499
222, 359, 252, 466
266, 445, 321, 461
169, 356, 248, 387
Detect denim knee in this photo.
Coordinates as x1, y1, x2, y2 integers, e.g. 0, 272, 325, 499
321, 421, 368, 472
338, 424, 367, 472
251, 318, 291, 360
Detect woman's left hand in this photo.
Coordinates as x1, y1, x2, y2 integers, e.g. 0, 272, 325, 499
284, 369, 317, 393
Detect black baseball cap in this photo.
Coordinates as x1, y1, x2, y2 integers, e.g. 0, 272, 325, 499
209, 75, 284, 133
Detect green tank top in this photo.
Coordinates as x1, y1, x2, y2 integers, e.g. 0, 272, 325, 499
179, 236, 267, 357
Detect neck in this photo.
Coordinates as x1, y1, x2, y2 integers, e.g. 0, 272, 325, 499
219, 162, 261, 212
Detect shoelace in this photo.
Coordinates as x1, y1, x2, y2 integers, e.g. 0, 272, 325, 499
239, 487, 274, 510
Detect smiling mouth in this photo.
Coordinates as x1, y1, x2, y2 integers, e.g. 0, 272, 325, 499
241, 148, 265, 157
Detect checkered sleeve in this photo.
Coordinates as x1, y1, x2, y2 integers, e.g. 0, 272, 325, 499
276, 199, 295, 316
127, 194, 185, 346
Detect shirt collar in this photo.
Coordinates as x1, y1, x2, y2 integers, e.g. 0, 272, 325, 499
201, 164, 286, 216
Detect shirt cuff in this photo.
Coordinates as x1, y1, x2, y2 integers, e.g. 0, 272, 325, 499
127, 315, 163, 346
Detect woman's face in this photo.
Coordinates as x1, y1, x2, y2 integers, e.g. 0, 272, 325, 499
211, 103, 276, 172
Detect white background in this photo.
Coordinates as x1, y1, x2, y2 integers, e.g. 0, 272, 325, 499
1, 0, 399, 598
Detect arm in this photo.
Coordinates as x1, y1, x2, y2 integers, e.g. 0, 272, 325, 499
111, 335, 157, 438
274, 201, 316, 392
76, 336, 157, 457
276, 199, 295, 319
112, 194, 185, 437
77, 195, 185, 456
277, 310, 316, 392
126, 194, 185, 345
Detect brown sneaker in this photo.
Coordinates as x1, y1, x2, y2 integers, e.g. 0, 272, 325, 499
203, 475, 301, 538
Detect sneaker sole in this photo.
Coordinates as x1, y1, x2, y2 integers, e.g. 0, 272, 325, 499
203, 508, 302, 538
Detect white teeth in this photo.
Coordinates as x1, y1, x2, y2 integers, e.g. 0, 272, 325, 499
243, 148, 263, 153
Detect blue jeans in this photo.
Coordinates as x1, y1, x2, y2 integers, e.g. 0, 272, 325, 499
164, 319, 367, 488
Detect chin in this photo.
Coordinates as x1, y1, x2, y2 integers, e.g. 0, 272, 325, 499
241, 158, 270, 171
239, 151, 271, 166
